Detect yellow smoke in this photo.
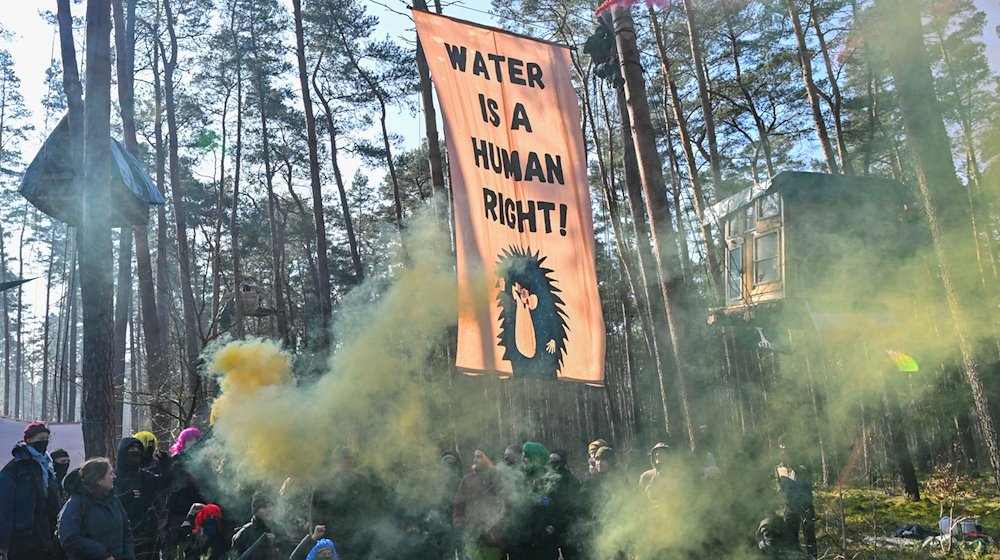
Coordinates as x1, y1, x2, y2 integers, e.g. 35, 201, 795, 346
203, 204, 479, 503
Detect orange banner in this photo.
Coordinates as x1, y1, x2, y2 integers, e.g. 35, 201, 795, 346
413, 11, 605, 384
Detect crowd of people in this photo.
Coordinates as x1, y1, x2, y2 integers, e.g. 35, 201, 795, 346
0, 421, 818, 559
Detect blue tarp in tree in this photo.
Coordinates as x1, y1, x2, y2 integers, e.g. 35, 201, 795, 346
18, 114, 165, 226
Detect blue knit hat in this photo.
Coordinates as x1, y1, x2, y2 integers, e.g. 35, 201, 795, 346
306, 538, 338, 560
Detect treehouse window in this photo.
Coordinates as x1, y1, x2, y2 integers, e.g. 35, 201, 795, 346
754, 230, 781, 285
745, 205, 755, 230
759, 193, 780, 220
727, 214, 745, 238
727, 245, 744, 303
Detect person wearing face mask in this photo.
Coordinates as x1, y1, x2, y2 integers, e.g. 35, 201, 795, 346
172, 503, 228, 560
51, 449, 72, 500
113, 437, 171, 560
0, 421, 63, 560
58, 457, 135, 560
130, 432, 160, 474
51, 449, 71, 481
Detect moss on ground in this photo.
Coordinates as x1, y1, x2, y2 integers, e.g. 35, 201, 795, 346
810, 474, 1000, 558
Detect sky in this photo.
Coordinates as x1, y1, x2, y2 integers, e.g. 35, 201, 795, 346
1, 0, 997, 163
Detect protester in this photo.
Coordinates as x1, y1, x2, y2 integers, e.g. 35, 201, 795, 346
548, 449, 582, 558
639, 442, 670, 502
775, 436, 817, 559
170, 427, 203, 457
0, 421, 63, 560
58, 457, 135, 560
501, 443, 523, 468
167, 502, 228, 560
51, 447, 72, 503
51, 448, 71, 485
290, 524, 338, 560
452, 449, 506, 560
131, 431, 160, 472
161, 427, 206, 559
585, 439, 608, 478
508, 441, 560, 560
699, 425, 722, 480
115, 436, 172, 559
233, 491, 281, 560
311, 447, 384, 559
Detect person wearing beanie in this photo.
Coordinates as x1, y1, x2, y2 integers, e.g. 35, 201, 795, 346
509, 441, 561, 560
50, 449, 71, 484
169, 502, 228, 560
586, 438, 608, 478
304, 538, 338, 560
114, 436, 172, 559
595, 446, 616, 472
0, 421, 63, 560
233, 492, 280, 560
290, 524, 339, 560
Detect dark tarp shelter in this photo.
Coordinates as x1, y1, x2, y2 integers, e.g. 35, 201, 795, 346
19, 114, 165, 226
0, 278, 33, 293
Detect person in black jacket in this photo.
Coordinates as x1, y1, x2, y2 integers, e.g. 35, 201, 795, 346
114, 437, 171, 560
232, 492, 280, 560
0, 421, 63, 560
57, 457, 135, 560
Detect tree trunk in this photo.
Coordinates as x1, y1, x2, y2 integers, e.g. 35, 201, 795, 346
112, 230, 132, 437
292, 0, 332, 346
15, 214, 27, 417
162, 0, 203, 419
680, 0, 723, 188
231, 69, 246, 338
650, 5, 720, 298
876, 0, 1000, 492
609, 5, 698, 450
53, 0, 85, 423
254, 70, 291, 346
884, 393, 920, 500
332, 18, 403, 229
313, 73, 363, 283
151, 47, 171, 362
413, 0, 447, 202
786, 0, 840, 174
79, 0, 115, 458
41, 226, 58, 420
67, 259, 79, 423
210, 88, 226, 340
112, 0, 147, 437
808, 0, 853, 175
616, 85, 672, 437
0, 218, 10, 416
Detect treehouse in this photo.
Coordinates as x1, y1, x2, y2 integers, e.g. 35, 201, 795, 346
705, 171, 922, 329
19, 114, 165, 227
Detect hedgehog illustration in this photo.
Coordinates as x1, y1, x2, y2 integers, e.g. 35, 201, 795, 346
495, 246, 568, 380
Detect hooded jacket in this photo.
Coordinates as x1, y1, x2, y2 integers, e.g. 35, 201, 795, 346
452, 450, 506, 547
58, 479, 135, 560
114, 437, 171, 542
0, 441, 62, 553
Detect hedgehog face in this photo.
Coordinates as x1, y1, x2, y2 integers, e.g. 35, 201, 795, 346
495, 246, 568, 380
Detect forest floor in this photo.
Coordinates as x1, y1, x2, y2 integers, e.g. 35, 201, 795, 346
813, 471, 1000, 558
